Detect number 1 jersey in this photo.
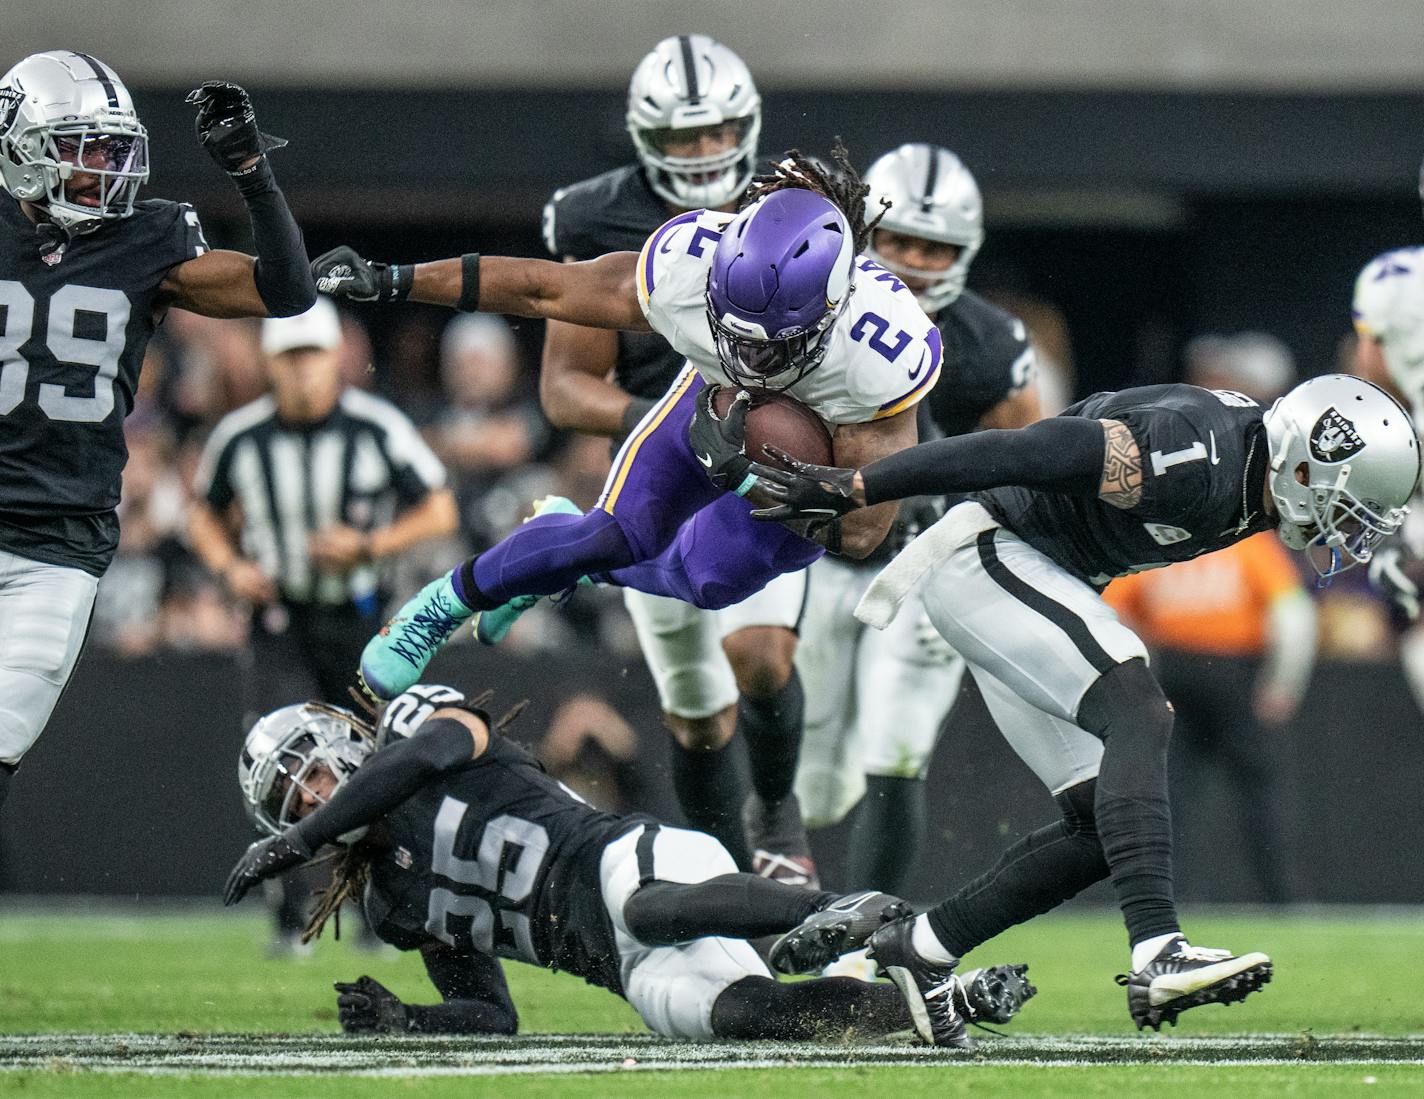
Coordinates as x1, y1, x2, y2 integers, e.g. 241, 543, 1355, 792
0, 195, 207, 575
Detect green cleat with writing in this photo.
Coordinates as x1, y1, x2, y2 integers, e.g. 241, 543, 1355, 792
359, 575, 472, 700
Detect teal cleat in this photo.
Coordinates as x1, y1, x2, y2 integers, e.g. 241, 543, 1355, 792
474, 495, 588, 646
359, 575, 473, 700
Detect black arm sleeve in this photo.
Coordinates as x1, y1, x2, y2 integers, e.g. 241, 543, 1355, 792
292, 718, 476, 850
237, 159, 317, 317
861, 416, 1107, 505
406, 946, 518, 1035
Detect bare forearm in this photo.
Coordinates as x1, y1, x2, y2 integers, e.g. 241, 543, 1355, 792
369, 490, 458, 559
188, 504, 240, 574
410, 254, 648, 330
541, 366, 637, 435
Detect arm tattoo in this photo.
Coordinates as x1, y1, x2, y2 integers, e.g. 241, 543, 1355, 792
1098, 419, 1143, 510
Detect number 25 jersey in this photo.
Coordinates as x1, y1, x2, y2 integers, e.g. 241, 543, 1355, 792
636, 208, 942, 425
0, 195, 207, 575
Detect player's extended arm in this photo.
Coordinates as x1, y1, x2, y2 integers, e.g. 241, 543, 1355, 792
222, 710, 490, 905
333, 948, 517, 1035
159, 82, 315, 318
748, 416, 1118, 520
311, 246, 652, 332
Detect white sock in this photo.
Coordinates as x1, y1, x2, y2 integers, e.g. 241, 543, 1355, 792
1131, 932, 1184, 972
911, 914, 959, 965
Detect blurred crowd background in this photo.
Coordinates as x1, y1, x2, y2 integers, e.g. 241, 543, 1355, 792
7, 1, 1424, 905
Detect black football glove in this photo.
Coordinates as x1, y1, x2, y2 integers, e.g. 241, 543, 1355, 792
748, 447, 861, 522
186, 81, 288, 177
334, 976, 411, 1034
1368, 545, 1420, 621
688, 386, 759, 494
311, 246, 408, 303
222, 831, 313, 906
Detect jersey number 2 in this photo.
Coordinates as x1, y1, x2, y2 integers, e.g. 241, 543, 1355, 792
0, 281, 128, 423
426, 797, 550, 964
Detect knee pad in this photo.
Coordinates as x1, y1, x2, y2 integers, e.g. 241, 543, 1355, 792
1075, 658, 1173, 743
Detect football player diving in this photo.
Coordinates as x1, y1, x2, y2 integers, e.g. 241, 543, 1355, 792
224, 685, 1034, 1047
795, 143, 1042, 907
540, 35, 818, 884
752, 374, 1419, 1035
0, 52, 316, 810
312, 152, 938, 717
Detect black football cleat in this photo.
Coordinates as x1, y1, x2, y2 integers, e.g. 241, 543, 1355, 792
867, 916, 972, 1049
956, 963, 1037, 1025
1116, 938, 1273, 1031
768, 890, 913, 975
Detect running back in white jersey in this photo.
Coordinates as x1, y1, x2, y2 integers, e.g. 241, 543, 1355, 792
1353, 247, 1424, 421
635, 209, 943, 425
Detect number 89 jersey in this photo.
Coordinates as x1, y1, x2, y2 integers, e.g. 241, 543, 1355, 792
366, 685, 644, 995
0, 196, 208, 576
636, 208, 942, 425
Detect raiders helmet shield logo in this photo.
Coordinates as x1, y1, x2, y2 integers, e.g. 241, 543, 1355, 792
1309, 407, 1366, 463
0, 89, 22, 136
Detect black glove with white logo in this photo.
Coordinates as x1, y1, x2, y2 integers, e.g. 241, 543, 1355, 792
334, 976, 411, 1034
186, 82, 288, 195
311, 246, 410, 303
1368, 546, 1420, 621
748, 448, 861, 522
687, 386, 757, 495
222, 831, 313, 906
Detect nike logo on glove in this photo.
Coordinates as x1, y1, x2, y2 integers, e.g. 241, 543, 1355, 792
697, 452, 714, 468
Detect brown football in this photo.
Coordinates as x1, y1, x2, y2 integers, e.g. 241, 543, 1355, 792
711, 386, 834, 470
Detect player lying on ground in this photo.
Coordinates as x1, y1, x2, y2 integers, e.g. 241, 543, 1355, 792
224, 685, 1034, 1047
0, 53, 315, 809
749, 374, 1420, 1030
309, 149, 938, 702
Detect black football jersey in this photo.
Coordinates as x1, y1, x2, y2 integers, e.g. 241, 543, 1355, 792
543, 164, 686, 401
920, 289, 1035, 441
976, 384, 1274, 586
363, 733, 643, 995
0, 195, 207, 575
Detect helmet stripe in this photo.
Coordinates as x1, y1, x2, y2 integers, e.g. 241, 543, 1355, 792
70, 51, 120, 108
677, 35, 702, 104
920, 146, 939, 213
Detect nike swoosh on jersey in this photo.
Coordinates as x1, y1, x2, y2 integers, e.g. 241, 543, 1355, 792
908, 348, 928, 381
1209, 432, 1220, 464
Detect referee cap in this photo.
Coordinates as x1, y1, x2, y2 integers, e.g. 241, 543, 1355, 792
262, 297, 342, 356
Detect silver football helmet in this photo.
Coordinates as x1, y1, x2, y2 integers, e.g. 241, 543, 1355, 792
865, 143, 983, 313
626, 34, 761, 210
0, 51, 149, 234
238, 703, 374, 840
1262, 374, 1420, 579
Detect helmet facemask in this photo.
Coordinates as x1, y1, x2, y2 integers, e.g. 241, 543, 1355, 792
633, 115, 761, 210
1272, 461, 1404, 580
240, 707, 373, 840
2, 111, 148, 234
706, 285, 851, 391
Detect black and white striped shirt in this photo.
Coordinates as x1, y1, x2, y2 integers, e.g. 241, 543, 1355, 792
194, 389, 446, 606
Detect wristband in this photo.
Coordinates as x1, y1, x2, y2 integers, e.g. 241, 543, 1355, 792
620, 396, 657, 436
457, 253, 481, 312
733, 472, 759, 497
231, 156, 277, 199
388, 265, 412, 303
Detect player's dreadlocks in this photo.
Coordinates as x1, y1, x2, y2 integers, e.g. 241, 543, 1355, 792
300, 691, 529, 944
741, 141, 889, 253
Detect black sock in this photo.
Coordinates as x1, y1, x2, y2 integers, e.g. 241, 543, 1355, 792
739, 669, 805, 805
623, 874, 834, 945
670, 739, 751, 869
451, 557, 499, 611
0, 762, 15, 812
926, 779, 1109, 957
1077, 660, 1181, 945
844, 775, 925, 894
711, 975, 909, 1040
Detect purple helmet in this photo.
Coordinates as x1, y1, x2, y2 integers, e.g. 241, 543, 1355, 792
705, 188, 855, 389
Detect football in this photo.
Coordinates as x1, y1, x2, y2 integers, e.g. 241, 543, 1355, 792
711, 386, 834, 470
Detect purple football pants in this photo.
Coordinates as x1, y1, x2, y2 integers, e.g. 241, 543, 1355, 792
468, 368, 823, 610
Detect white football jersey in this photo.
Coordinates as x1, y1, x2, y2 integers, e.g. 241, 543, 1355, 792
636, 209, 942, 425
1353, 247, 1424, 421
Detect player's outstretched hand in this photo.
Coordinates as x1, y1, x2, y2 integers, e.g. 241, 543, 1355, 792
311, 246, 406, 302
749, 448, 863, 522
688, 386, 757, 494
1368, 546, 1420, 620
222, 832, 313, 906
186, 81, 288, 176
335, 976, 411, 1033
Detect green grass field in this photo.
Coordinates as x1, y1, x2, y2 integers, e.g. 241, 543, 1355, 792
1, 905, 1421, 1096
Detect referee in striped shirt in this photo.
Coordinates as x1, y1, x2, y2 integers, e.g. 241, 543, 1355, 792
190, 298, 458, 950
